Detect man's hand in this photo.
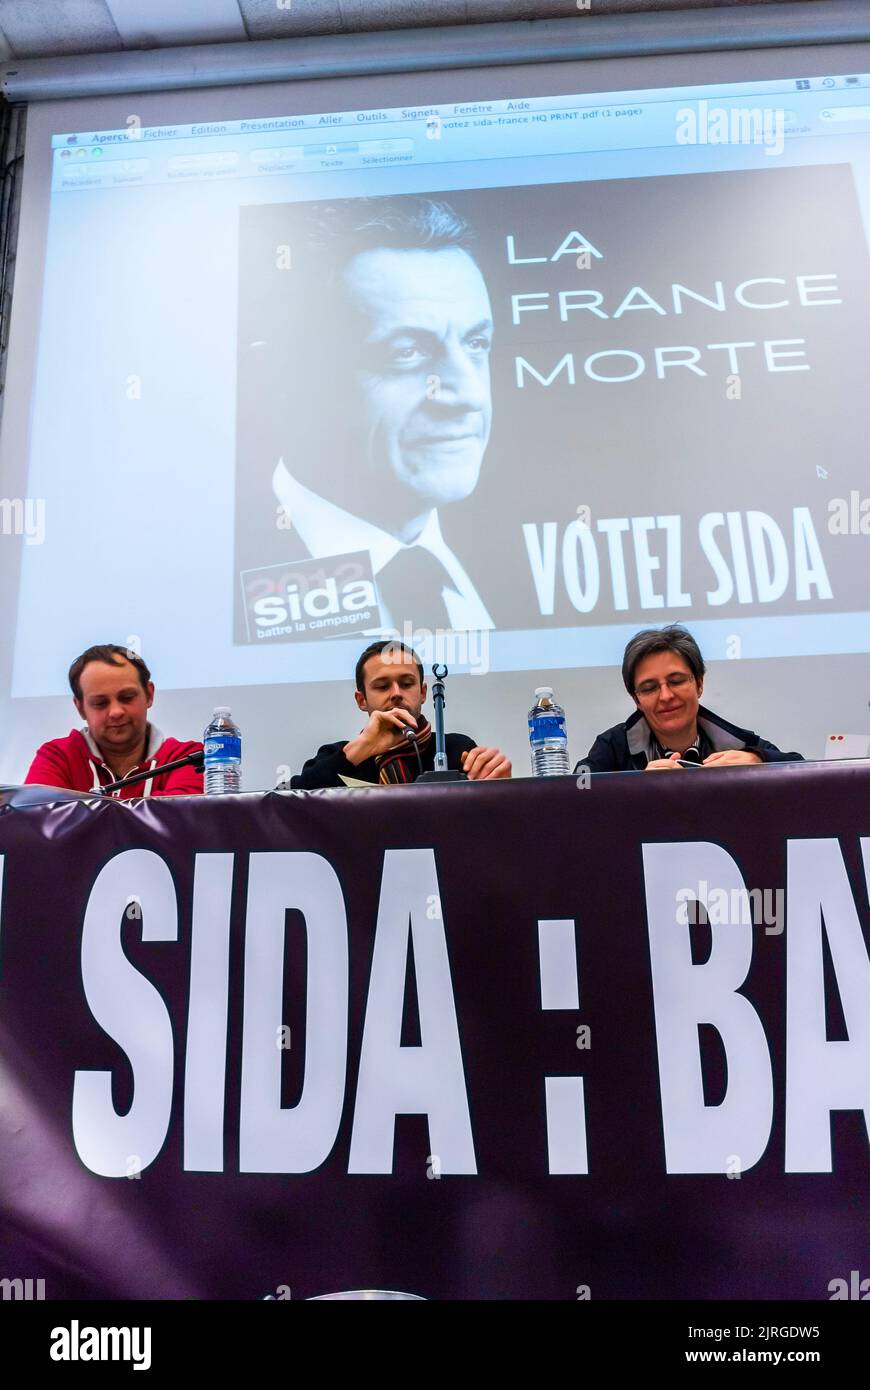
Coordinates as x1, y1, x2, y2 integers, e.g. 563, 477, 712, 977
703, 750, 763, 767
461, 746, 512, 781
644, 754, 684, 771
344, 708, 417, 765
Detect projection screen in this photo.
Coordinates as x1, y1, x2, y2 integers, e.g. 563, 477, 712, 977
1, 38, 869, 788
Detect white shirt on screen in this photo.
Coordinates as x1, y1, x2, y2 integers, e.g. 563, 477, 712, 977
272, 460, 494, 632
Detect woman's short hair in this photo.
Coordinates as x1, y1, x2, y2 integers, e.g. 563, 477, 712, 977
621, 625, 706, 695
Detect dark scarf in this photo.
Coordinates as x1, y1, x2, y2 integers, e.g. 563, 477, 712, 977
376, 718, 433, 784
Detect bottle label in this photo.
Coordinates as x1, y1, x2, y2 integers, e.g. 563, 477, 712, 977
529, 716, 565, 741
205, 735, 241, 761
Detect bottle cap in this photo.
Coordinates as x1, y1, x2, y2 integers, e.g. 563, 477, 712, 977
534, 687, 554, 697
213, 706, 231, 716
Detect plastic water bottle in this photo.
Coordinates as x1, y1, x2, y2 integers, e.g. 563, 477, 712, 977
529, 687, 570, 777
204, 707, 242, 795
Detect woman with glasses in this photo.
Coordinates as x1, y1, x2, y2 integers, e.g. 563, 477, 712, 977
577, 625, 803, 773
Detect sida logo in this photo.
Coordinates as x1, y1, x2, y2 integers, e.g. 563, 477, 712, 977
241, 552, 380, 644
255, 577, 374, 625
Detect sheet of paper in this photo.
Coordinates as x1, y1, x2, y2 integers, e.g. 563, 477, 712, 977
824, 734, 870, 759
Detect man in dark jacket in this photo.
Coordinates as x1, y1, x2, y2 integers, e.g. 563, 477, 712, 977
289, 639, 511, 788
578, 625, 803, 773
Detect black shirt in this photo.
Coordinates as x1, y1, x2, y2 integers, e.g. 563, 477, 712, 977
287, 733, 477, 790
576, 705, 803, 773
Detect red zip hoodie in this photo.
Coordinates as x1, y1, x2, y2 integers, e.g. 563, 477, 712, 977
25, 724, 203, 798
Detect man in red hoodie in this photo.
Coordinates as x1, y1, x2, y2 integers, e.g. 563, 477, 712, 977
25, 644, 203, 798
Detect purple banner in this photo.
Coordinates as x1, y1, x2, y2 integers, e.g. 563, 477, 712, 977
1, 765, 868, 1300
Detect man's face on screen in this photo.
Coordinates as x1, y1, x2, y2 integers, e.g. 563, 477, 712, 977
339, 246, 493, 513
74, 659, 154, 763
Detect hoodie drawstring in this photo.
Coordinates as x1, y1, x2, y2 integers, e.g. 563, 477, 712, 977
142, 759, 158, 799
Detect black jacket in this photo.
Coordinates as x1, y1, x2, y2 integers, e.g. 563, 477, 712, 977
577, 705, 803, 773
288, 733, 477, 789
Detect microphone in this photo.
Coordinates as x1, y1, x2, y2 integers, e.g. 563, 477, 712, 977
99, 749, 204, 795
403, 724, 423, 775
397, 709, 420, 743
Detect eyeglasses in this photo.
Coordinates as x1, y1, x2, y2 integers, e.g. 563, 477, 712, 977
635, 673, 694, 698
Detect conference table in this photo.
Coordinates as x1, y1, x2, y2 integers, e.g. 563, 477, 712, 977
0, 761, 867, 1300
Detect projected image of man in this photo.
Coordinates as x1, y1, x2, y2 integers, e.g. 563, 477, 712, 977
261, 196, 496, 633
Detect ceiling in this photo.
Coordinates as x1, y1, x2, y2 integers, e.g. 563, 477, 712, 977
0, 0, 809, 63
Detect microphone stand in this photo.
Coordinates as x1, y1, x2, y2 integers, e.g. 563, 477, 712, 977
416, 664, 467, 783
99, 750, 204, 796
